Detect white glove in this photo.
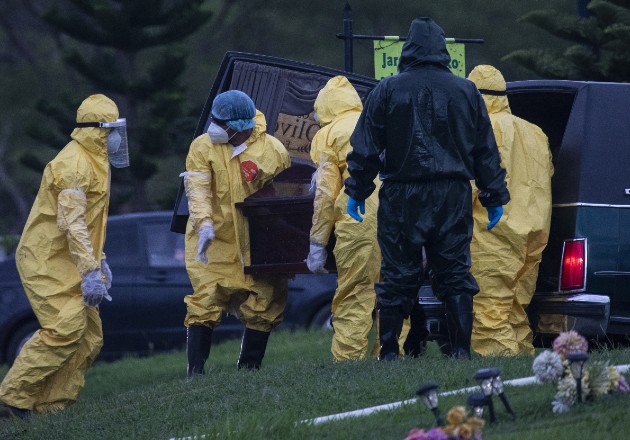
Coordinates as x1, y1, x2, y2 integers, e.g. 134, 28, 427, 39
81, 270, 112, 307
195, 224, 216, 264
305, 242, 328, 274
101, 259, 113, 290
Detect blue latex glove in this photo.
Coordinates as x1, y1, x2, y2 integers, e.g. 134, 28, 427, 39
347, 197, 365, 222
486, 206, 503, 230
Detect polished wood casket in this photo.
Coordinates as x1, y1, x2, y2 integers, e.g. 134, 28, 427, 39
235, 163, 336, 275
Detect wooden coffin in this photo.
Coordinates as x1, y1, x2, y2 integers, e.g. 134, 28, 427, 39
235, 163, 336, 275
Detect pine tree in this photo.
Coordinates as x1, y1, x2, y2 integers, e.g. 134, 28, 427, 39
35, 0, 212, 210
503, 0, 630, 82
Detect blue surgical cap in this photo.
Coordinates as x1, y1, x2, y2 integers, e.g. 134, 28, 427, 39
211, 90, 256, 132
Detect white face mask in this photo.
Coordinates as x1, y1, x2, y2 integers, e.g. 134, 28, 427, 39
207, 122, 237, 144
107, 129, 122, 154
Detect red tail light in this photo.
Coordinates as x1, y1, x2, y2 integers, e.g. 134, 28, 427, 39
560, 239, 586, 291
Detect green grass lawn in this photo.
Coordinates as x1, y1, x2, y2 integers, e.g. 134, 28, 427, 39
1, 329, 629, 440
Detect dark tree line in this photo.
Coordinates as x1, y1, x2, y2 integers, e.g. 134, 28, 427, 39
0, 0, 584, 239
505, 0, 630, 81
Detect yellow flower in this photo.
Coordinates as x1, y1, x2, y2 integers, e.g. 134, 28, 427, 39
609, 366, 621, 390
458, 424, 473, 439
467, 416, 485, 431
441, 424, 456, 437
446, 406, 467, 425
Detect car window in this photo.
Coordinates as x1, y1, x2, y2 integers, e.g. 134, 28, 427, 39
105, 221, 139, 266
143, 223, 186, 268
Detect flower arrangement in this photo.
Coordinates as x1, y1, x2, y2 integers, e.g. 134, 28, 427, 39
532, 330, 629, 413
405, 406, 484, 440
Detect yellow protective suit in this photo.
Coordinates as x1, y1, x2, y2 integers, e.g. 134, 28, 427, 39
184, 110, 291, 331
310, 76, 380, 360
0, 94, 116, 413
468, 65, 554, 356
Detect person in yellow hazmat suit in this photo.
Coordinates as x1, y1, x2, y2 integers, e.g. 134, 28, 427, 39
0, 94, 129, 419
305, 76, 381, 360
183, 90, 290, 375
468, 65, 553, 356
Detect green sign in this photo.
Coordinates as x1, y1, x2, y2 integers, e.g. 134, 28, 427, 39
373, 38, 465, 79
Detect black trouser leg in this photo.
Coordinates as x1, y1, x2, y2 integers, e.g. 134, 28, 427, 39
187, 325, 213, 378
444, 294, 473, 360
237, 328, 270, 370
403, 302, 429, 358
378, 307, 404, 361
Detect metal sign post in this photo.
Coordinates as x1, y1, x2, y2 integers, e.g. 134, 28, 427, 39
337, 2, 484, 77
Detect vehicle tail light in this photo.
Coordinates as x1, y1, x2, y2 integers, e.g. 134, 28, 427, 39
560, 239, 586, 291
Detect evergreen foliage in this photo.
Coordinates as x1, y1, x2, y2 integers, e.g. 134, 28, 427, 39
35, 0, 213, 211
504, 0, 630, 81
0, 0, 577, 234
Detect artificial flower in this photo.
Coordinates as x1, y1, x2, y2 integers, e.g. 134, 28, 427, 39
532, 350, 564, 384
608, 366, 621, 391
554, 375, 577, 408
533, 330, 628, 413
446, 406, 467, 425
441, 406, 483, 440
551, 398, 571, 414
552, 330, 588, 357
607, 366, 629, 393
586, 361, 612, 399
407, 405, 484, 440
458, 423, 473, 439
404, 428, 448, 440
618, 375, 629, 392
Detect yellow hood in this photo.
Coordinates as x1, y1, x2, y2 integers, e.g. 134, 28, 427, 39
314, 76, 363, 127
468, 65, 511, 115
70, 94, 119, 157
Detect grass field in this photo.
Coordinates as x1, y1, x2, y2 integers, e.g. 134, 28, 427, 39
1, 329, 629, 440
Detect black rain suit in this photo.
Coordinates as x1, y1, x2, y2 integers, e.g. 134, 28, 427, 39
345, 18, 510, 315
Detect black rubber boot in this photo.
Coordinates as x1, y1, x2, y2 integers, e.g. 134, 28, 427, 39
186, 325, 213, 378
378, 307, 404, 361
403, 302, 429, 358
444, 294, 473, 360
237, 328, 270, 370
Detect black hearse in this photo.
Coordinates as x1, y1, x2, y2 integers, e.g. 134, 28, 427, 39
173, 52, 624, 344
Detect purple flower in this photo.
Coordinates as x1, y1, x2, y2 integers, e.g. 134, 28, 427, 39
404, 428, 449, 440
424, 428, 448, 440
552, 330, 588, 357
618, 375, 629, 392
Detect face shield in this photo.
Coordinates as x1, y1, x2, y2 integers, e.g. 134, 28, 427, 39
76, 118, 130, 168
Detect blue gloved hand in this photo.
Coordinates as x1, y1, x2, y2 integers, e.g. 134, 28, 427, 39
347, 196, 365, 222
486, 206, 503, 230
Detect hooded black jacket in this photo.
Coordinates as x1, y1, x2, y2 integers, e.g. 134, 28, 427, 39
345, 18, 509, 208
